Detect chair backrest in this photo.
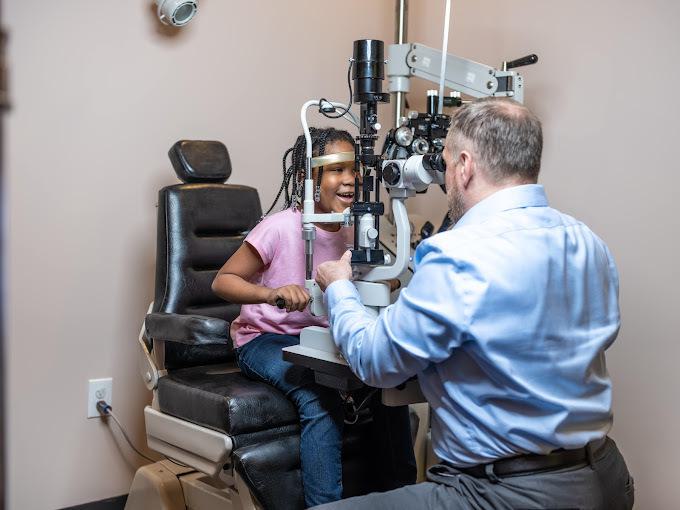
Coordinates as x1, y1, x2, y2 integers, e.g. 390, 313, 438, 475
153, 140, 262, 369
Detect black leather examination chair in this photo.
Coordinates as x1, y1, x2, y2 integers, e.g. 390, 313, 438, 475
125, 140, 407, 510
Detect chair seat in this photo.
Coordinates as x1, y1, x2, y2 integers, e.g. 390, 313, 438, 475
157, 364, 299, 436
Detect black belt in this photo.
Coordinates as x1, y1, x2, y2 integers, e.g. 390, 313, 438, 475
444, 437, 608, 482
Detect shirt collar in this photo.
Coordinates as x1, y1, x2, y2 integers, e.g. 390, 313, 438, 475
454, 184, 548, 229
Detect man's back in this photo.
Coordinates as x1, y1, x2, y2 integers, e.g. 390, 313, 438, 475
415, 184, 620, 466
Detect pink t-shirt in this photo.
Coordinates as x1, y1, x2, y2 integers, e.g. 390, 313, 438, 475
230, 208, 351, 348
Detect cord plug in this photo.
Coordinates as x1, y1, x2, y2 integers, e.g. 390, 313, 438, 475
97, 400, 156, 463
96, 400, 112, 416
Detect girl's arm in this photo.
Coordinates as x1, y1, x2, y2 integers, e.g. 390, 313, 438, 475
212, 242, 310, 312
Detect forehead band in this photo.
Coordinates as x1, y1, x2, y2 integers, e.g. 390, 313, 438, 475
310, 151, 355, 169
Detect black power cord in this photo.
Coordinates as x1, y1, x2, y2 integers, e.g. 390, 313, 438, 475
342, 388, 378, 425
96, 400, 156, 463
318, 58, 354, 120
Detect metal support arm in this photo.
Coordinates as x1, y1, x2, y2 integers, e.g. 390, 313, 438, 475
388, 43, 525, 103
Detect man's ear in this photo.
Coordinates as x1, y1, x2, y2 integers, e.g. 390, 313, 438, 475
458, 150, 473, 189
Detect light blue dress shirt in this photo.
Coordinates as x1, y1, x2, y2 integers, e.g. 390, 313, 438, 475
326, 184, 620, 467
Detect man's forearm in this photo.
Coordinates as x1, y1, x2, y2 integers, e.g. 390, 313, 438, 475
326, 280, 418, 388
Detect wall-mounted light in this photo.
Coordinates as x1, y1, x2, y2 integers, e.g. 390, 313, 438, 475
156, 0, 198, 27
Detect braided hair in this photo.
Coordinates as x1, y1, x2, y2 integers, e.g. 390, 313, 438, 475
264, 127, 355, 216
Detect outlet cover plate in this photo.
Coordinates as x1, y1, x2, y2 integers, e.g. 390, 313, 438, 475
88, 378, 113, 418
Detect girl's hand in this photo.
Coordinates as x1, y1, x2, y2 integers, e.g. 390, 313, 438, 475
267, 285, 311, 312
386, 278, 402, 292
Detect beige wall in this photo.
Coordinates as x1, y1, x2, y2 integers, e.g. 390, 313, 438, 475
5, 0, 679, 509
406, 1, 680, 508
5, 1, 394, 508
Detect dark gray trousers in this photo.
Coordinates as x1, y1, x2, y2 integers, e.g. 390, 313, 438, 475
313, 437, 634, 510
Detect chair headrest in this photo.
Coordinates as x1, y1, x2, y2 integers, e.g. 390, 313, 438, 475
168, 140, 232, 183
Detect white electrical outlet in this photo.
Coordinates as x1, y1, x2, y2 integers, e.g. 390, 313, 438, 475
88, 378, 113, 418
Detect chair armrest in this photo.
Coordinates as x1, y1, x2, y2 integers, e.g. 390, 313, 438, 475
145, 312, 230, 346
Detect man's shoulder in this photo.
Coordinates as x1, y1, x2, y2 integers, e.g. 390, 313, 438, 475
419, 206, 600, 255
457, 205, 585, 238
420, 220, 503, 253
528, 206, 608, 247
414, 229, 476, 266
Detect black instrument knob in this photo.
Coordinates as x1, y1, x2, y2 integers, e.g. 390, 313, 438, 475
504, 54, 538, 70
420, 221, 434, 241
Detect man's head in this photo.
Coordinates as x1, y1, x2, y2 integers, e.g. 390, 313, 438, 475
442, 98, 543, 224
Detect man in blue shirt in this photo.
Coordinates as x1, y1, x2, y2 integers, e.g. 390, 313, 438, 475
314, 98, 633, 509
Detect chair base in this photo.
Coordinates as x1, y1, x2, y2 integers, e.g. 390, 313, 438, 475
125, 460, 261, 510
144, 406, 233, 478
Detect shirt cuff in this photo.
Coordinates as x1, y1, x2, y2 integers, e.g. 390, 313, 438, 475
325, 279, 360, 309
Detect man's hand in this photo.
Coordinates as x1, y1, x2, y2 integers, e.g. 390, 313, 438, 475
316, 250, 353, 292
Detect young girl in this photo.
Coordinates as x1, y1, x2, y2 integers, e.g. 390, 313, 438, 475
212, 127, 414, 507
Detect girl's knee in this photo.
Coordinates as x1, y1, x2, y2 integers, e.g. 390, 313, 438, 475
294, 389, 342, 418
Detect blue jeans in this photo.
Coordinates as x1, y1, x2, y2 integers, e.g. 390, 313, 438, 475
237, 333, 345, 507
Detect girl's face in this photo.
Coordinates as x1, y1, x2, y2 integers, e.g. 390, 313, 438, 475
314, 140, 359, 214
